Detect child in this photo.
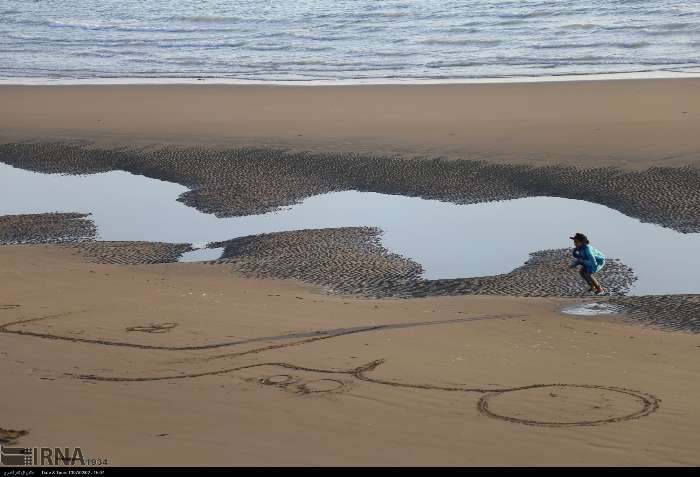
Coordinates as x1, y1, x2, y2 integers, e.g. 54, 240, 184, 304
569, 233, 606, 294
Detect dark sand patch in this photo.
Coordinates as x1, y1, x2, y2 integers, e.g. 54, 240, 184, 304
210, 227, 635, 298
0, 427, 28, 444
0, 212, 95, 244
0, 214, 191, 264
610, 295, 700, 333
2, 142, 700, 233
63, 241, 193, 265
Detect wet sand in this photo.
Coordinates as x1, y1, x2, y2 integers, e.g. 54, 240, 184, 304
1, 79, 700, 168
1, 80, 699, 465
3, 142, 700, 233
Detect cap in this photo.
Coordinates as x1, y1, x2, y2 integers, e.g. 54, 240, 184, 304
569, 233, 589, 243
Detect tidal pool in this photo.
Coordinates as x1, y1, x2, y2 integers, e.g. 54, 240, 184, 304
2, 162, 698, 296
561, 303, 623, 316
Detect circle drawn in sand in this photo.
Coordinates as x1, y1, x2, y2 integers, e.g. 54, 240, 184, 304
478, 384, 659, 427
260, 374, 296, 386
561, 303, 622, 316
297, 379, 345, 394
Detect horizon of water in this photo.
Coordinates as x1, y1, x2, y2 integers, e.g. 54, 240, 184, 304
2, 162, 700, 296
2, 1, 700, 84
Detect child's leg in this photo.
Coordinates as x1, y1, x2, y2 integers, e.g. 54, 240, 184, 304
579, 268, 595, 289
589, 274, 603, 292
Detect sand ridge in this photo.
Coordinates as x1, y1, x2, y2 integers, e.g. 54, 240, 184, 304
0, 212, 96, 244
211, 227, 636, 298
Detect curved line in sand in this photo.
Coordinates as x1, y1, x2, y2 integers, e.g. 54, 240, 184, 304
1, 308, 660, 427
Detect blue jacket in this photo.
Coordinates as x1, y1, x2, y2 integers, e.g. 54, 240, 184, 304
572, 244, 605, 273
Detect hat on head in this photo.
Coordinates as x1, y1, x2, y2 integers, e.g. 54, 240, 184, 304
569, 233, 589, 243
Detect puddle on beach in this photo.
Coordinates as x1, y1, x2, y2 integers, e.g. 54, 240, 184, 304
2, 162, 699, 296
561, 303, 623, 316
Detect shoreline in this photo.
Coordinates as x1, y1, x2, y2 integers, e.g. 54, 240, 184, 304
2, 69, 700, 86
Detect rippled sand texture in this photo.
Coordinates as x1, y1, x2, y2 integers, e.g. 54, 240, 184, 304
0, 212, 95, 244
211, 227, 635, 298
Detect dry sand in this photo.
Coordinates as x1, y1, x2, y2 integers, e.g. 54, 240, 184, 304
1, 80, 699, 466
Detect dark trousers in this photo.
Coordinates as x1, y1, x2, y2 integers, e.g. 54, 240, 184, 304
579, 267, 600, 289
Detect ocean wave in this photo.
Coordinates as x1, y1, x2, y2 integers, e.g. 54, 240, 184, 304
495, 19, 529, 26
174, 15, 241, 24
246, 44, 293, 51
565, 23, 601, 30
534, 41, 650, 50
73, 50, 118, 58
497, 10, 569, 20
2, 0, 700, 83
1, 35, 250, 50
171, 58, 208, 66
357, 10, 407, 19
418, 38, 501, 46
291, 33, 356, 42
439, 27, 480, 34
656, 22, 697, 30
425, 60, 481, 68
4, 17, 241, 34
643, 25, 700, 36
354, 25, 384, 33
371, 50, 417, 57
611, 41, 651, 49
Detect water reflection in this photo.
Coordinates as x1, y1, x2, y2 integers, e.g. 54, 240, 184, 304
2, 162, 698, 295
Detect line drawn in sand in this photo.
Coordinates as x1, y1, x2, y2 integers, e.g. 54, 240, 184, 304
126, 322, 178, 333
1, 309, 660, 428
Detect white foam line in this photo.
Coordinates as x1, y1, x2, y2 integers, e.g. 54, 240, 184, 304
2, 70, 700, 86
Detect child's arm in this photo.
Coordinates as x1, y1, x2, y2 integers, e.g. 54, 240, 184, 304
570, 248, 581, 268
578, 245, 596, 271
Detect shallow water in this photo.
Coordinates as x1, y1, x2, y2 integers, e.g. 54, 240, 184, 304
561, 303, 622, 316
2, 0, 700, 83
1, 162, 699, 295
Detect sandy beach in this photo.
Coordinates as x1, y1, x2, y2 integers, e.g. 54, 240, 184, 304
1, 80, 699, 466
2, 79, 700, 168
